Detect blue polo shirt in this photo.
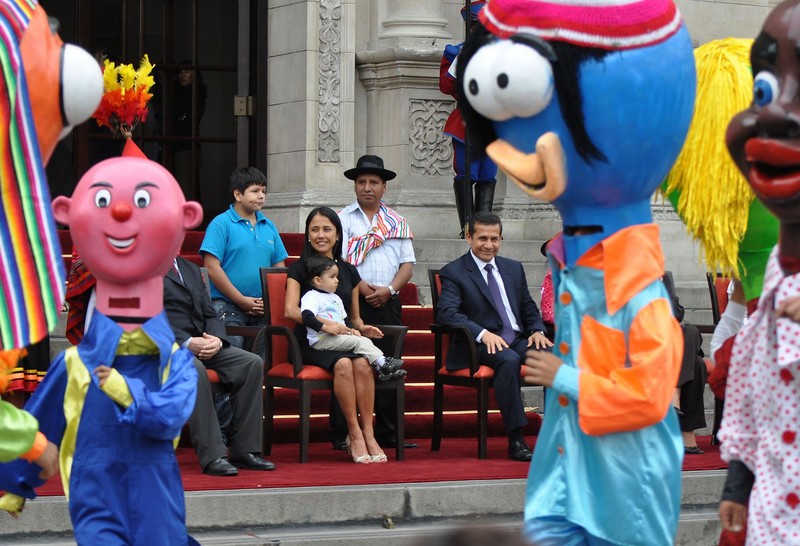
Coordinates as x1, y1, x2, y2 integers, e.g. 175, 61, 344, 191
200, 205, 288, 302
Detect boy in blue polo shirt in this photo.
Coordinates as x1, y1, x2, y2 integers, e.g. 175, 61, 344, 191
201, 167, 288, 349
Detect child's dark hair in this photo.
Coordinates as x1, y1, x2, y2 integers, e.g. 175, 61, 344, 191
304, 255, 337, 282
229, 167, 267, 194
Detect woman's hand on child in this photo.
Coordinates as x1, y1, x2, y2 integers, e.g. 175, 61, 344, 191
359, 325, 384, 339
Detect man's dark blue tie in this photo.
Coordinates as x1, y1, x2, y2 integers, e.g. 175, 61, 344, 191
484, 263, 515, 344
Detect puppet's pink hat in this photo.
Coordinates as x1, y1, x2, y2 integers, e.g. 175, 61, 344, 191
122, 138, 147, 159
479, 0, 683, 50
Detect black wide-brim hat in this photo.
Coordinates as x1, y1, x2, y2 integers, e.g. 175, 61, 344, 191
344, 154, 397, 181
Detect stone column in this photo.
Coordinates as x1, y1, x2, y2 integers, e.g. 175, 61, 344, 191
377, 0, 451, 49
265, 0, 359, 231
353, 0, 459, 237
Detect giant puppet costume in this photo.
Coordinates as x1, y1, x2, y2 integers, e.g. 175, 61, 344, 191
0, 0, 101, 484
717, 1, 800, 542
454, 0, 695, 543
0, 148, 203, 545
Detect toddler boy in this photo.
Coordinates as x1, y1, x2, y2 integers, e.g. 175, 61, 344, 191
300, 257, 405, 381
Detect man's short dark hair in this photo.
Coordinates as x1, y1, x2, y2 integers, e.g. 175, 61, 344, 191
229, 167, 267, 195
304, 255, 337, 282
467, 211, 503, 237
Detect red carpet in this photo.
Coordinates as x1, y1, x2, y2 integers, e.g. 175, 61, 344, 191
31, 435, 725, 497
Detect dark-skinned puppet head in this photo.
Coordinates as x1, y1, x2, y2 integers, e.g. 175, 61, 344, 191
456, 0, 696, 265
727, 0, 800, 276
0, 0, 103, 351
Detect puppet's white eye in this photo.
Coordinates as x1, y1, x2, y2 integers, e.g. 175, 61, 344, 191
133, 189, 151, 208
94, 189, 111, 208
463, 40, 554, 121
61, 44, 104, 128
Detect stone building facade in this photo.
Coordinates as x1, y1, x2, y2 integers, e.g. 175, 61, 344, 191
264, 0, 776, 243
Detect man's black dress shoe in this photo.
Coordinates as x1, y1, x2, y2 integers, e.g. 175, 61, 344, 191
379, 438, 419, 449
508, 439, 533, 462
203, 457, 238, 476
332, 438, 348, 451
229, 452, 276, 471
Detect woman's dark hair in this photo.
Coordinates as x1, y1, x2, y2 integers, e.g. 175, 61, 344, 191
302, 206, 344, 260
456, 24, 609, 164
304, 255, 337, 282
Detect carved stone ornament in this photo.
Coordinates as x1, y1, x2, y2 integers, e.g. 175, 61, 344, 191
318, 0, 341, 163
409, 98, 453, 176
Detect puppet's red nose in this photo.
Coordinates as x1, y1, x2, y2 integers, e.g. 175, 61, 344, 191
111, 202, 132, 221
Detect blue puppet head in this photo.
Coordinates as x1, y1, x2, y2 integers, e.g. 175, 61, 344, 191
456, 0, 696, 263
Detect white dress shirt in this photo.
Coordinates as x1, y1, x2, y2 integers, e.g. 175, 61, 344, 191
469, 251, 522, 342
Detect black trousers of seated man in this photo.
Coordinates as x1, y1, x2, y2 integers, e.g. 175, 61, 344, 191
329, 297, 402, 445
187, 345, 263, 469
471, 334, 549, 434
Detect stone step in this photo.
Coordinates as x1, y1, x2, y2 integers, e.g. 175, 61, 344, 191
1, 471, 725, 544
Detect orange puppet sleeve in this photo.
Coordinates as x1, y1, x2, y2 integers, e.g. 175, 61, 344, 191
577, 298, 683, 435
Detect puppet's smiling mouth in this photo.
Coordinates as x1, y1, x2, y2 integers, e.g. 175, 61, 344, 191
486, 132, 565, 202
745, 138, 800, 200
107, 236, 135, 249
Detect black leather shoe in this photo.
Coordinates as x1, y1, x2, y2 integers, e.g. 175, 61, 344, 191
203, 457, 238, 476
508, 439, 533, 462
332, 438, 348, 451
379, 438, 419, 449
229, 452, 276, 471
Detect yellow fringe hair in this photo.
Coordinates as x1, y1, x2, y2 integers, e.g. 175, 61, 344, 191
662, 38, 754, 277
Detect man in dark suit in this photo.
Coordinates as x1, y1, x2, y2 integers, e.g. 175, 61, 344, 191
437, 212, 553, 461
164, 256, 274, 475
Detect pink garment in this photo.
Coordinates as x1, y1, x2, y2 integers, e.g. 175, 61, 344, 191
719, 248, 800, 544
540, 269, 554, 324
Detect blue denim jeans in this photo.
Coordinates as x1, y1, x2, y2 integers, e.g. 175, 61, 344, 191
212, 298, 263, 352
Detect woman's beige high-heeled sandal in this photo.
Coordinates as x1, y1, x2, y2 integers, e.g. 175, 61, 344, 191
346, 437, 372, 464
370, 451, 388, 463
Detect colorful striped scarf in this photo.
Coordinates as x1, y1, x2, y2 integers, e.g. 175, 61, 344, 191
0, 0, 65, 350
345, 202, 413, 267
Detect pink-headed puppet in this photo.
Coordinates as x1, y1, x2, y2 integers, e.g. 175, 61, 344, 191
717, 1, 800, 542
0, 142, 203, 546
0, 0, 102, 497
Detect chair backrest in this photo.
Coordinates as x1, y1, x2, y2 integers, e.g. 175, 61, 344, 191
428, 269, 455, 369
199, 267, 211, 298
428, 269, 442, 321
706, 272, 731, 325
261, 267, 290, 366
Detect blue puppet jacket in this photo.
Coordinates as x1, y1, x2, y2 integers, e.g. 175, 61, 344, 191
0, 311, 197, 545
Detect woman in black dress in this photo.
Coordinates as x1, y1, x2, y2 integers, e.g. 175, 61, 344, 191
284, 207, 386, 463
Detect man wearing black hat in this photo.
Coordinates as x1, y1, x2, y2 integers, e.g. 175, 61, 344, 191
333, 154, 417, 450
